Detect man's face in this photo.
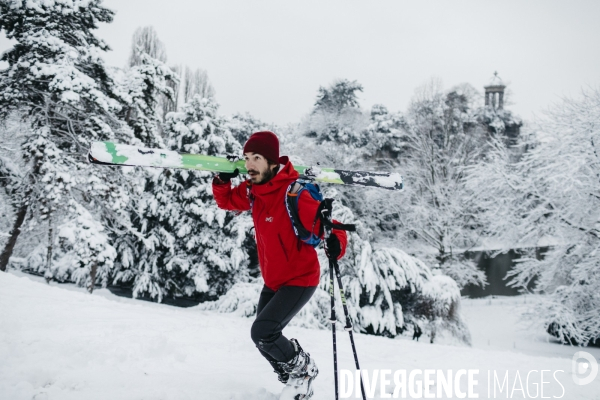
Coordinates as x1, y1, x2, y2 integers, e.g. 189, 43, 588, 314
244, 152, 277, 184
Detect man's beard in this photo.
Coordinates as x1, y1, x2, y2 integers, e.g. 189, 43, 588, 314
249, 166, 276, 185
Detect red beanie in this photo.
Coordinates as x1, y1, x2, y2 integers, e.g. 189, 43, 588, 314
243, 131, 281, 163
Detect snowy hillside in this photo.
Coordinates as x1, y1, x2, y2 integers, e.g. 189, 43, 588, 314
1, 272, 599, 400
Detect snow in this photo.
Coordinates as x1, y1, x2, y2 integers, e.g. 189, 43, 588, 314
2, 272, 599, 400
461, 295, 600, 360
374, 172, 403, 189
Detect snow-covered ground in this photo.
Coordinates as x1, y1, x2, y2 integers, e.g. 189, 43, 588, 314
1, 272, 599, 400
462, 296, 600, 360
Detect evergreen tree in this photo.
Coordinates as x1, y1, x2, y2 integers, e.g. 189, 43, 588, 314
107, 29, 179, 294
302, 79, 369, 145
314, 79, 363, 112
115, 96, 253, 301
121, 36, 176, 148
226, 112, 270, 146
0, 0, 129, 284
364, 104, 409, 162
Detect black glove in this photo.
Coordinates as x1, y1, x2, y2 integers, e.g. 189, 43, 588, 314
216, 169, 239, 183
226, 154, 243, 162
325, 233, 341, 260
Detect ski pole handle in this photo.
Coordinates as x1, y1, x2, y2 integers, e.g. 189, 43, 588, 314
319, 199, 356, 232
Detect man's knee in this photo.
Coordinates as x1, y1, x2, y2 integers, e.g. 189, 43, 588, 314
251, 320, 280, 345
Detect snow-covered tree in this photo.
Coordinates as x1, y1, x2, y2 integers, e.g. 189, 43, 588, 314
226, 112, 270, 146
106, 29, 179, 291
363, 104, 409, 162
394, 79, 488, 288
120, 51, 175, 148
0, 123, 24, 271
120, 26, 177, 148
115, 96, 253, 302
0, 0, 130, 285
302, 79, 369, 145
314, 79, 363, 112
475, 105, 522, 147
466, 88, 600, 345
53, 201, 116, 292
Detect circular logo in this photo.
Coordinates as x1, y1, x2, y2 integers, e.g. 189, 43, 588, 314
572, 351, 598, 385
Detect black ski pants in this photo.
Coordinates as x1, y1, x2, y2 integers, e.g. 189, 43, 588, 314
251, 285, 317, 363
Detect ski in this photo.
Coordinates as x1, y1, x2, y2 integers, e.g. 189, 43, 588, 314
88, 141, 403, 191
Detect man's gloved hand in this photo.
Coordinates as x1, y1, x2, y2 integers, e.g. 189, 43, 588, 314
325, 233, 341, 260
226, 154, 243, 162
215, 169, 239, 183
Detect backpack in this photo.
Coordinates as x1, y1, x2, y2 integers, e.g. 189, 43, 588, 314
285, 179, 324, 248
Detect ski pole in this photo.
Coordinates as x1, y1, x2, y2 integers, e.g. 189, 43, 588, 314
330, 257, 367, 400
329, 255, 339, 400
320, 199, 366, 400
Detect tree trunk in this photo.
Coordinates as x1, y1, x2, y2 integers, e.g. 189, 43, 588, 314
45, 215, 53, 283
0, 203, 28, 272
88, 261, 98, 293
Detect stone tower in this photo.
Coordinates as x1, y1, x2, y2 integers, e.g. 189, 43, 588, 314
484, 72, 506, 110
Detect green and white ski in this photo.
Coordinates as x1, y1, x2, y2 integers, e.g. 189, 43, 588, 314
88, 141, 403, 191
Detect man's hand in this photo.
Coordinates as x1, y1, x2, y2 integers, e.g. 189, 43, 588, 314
215, 169, 239, 183
325, 234, 342, 260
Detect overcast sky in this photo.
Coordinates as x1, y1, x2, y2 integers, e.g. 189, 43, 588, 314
2, 0, 600, 126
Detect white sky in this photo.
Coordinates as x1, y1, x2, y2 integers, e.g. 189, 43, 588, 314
1, 0, 600, 126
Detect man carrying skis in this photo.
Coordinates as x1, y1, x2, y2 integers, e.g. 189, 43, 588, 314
212, 131, 347, 399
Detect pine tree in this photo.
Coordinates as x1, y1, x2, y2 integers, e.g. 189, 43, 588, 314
302, 79, 369, 145
121, 35, 176, 148
115, 96, 253, 301
106, 27, 179, 295
314, 79, 363, 112
0, 0, 129, 283
363, 104, 409, 161
226, 112, 270, 146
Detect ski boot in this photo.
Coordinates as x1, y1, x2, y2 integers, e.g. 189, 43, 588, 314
278, 338, 318, 400
268, 359, 290, 384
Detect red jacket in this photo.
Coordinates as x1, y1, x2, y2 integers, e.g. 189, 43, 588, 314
212, 158, 347, 291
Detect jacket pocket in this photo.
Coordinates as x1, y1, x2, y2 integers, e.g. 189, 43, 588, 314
277, 234, 289, 262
